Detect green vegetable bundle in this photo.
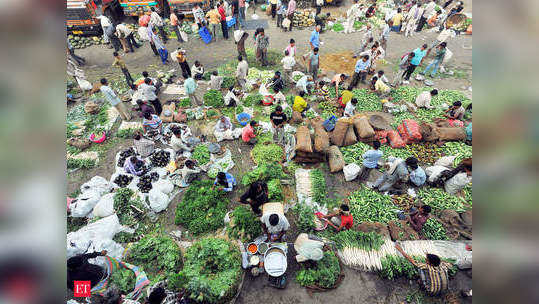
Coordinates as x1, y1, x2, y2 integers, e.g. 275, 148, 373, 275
192, 144, 210, 166
204, 90, 225, 107
178, 98, 191, 107
318, 100, 338, 120
179, 238, 242, 303
268, 178, 283, 200
227, 206, 263, 242
243, 93, 263, 107
251, 143, 284, 164
116, 128, 143, 139
293, 203, 316, 232
348, 187, 398, 223
113, 188, 145, 226
341, 142, 372, 165
379, 255, 419, 280
332, 23, 344, 32
67, 158, 96, 170
439, 142, 472, 166
126, 235, 183, 282
241, 163, 285, 186
109, 268, 136, 294
417, 188, 468, 213
296, 251, 341, 288
310, 169, 327, 205
221, 76, 236, 89
421, 218, 449, 240
330, 230, 385, 251
174, 180, 228, 235
351, 89, 382, 112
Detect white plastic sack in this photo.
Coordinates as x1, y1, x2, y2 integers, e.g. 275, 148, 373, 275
208, 149, 235, 177
76, 77, 92, 91
343, 163, 362, 181
435, 156, 457, 168
443, 48, 453, 65
426, 165, 451, 183
251, 14, 259, 20
171, 49, 179, 62
282, 18, 291, 28
444, 173, 472, 195
259, 121, 275, 134
81, 176, 113, 196
92, 193, 115, 218
138, 26, 149, 41
70, 190, 102, 218
88, 239, 125, 260
154, 179, 174, 194
67, 214, 130, 258
148, 188, 170, 212
180, 30, 189, 42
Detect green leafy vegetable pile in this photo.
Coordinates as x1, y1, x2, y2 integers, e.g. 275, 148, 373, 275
174, 180, 228, 235
380, 255, 457, 280
178, 98, 191, 107
332, 22, 344, 32
251, 143, 284, 164
204, 89, 225, 107
221, 76, 236, 89
243, 93, 263, 107
352, 89, 382, 112
116, 128, 143, 139
348, 187, 398, 223
417, 188, 468, 214
67, 158, 97, 170
293, 202, 316, 232
439, 142, 472, 166
318, 100, 338, 120
330, 230, 385, 251
310, 169, 327, 205
178, 238, 242, 303
267, 178, 283, 200
296, 251, 341, 288
192, 144, 210, 166
241, 163, 285, 186
421, 218, 449, 240
340, 142, 371, 165
126, 235, 183, 282
109, 267, 136, 294
113, 188, 145, 226
227, 205, 263, 242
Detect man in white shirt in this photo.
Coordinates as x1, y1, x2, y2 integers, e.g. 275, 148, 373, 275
273, 87, 286, 104
149, 7, 168, 43
99, 78, 131, 120
170, 128, 193, 154
236, 55, 249, 90
209, 71, 224, 90
344, 98, 357, 117
224, 86, 240, 106
116, 23, 140, 53
214, 116, 235, 142
96, 15, 112, 43
261, 213, 290, 242
415, 89, 438, 109
281, 50, 296, 84
139, 78, 162, 115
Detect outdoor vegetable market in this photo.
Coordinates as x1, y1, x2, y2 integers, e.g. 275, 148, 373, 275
66, 0, 472, 302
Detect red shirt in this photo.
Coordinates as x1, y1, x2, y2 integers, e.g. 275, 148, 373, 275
340, 214, 354, 230
242, 125, 255, 142
218, 7, 226, 21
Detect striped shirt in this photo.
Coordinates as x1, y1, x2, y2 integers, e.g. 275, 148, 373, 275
417, 261, 451, 295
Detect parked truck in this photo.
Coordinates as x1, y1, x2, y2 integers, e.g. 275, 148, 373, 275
66, 0, 123, 36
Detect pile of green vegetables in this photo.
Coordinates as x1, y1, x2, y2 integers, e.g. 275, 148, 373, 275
241, 163, 285, 186
251, 142, 284, 164
380, 255, 457, 280
439, 142, 472, 166
67, 158, 97, 170
191, 144, 211, 166
221, 76, 236, 89
293, 202, 316, 232
126, 235, 183, 282
421, 218, 449, 240
348, 187, 398, 223
310, 169, 328, 205
405, 143, 444, 165
296, 251, 341, 288
227, 205, 263, 242
330, 230, 385, 251
116, 128, 143, 139
267, 178, 283, 200
206, 109, 219, 118
417, 188, 468, 213
204, 90, 225, 107
176, 238, 242, 303
109, 267, 136, 294
178, 98, 191, 107
174, 180, 228, 235
113, 188, 146, 227
243, 93, 263, 107
352, 89, 382, 112
341, 142, 371, 165
332, 23, 344, 32
318, 100, 338, 120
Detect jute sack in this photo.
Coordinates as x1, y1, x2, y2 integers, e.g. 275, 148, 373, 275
296, 126, 313, 153
330, 119, 349, 146
328, 145, 344, 173
354, 116, 375, 139
313, 119, 330, 152
291, 111, 303, 124
343, 125, 358, 146
420, 123, 439, 142
84, 101, 100, 114
436, 127, 466, 141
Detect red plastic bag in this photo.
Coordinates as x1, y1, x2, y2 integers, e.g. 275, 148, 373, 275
397, 119, 422, 142
374, 130, 389, 144
388, 130, 406, 148
262, 95, 274, 106
139, 15, 150, 27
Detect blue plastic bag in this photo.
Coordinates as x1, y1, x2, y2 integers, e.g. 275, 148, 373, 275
322, 115, 338, 132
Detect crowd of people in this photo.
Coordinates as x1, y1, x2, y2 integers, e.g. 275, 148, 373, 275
67, 0, 471, 302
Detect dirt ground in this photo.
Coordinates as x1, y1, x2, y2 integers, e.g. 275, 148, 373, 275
67, 0, 473, 302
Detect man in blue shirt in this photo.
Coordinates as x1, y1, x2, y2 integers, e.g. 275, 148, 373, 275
404, 44, 428, 81
409, 162, 426, 187
310, 25, 321, 50
347, 55, 371, 90
359, 140, 383, 180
